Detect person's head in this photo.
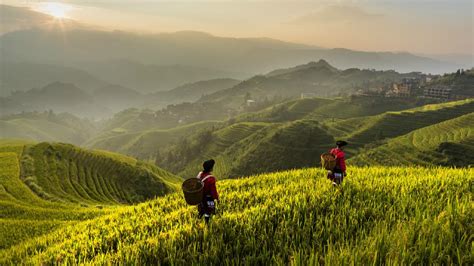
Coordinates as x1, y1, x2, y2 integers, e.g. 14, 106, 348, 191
203, 159, 215, 173
336, 140, 348, 150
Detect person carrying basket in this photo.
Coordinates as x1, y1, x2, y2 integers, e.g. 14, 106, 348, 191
196, 159, 219, 223
321, 141, 348, 186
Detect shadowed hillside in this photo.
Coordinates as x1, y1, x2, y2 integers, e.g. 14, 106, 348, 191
157, 120, 334, 178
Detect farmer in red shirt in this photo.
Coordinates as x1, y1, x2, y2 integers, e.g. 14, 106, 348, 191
197, 159, 219, 223
328, 140, 348, 185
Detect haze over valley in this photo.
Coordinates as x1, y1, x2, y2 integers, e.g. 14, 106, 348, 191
0, 1, 473, 264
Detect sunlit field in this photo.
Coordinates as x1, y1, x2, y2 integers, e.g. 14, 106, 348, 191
1, 166, 472, 264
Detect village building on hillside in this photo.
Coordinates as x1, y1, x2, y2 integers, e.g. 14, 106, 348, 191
385, 77, 423, 97
423, 85, 452, 99
386, 83, 411, 97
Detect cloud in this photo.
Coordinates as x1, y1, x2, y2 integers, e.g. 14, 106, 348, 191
287, 5, 383, 25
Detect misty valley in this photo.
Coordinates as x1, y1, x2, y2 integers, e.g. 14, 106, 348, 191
0, 2, 473, 265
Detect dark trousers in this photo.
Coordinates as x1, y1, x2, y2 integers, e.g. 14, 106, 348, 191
198, 195, 215, 223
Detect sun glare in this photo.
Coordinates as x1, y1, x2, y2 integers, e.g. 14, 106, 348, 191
36, 2, 72, 19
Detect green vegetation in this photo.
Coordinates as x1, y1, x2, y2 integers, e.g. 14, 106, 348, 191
239, 96, 431, 123
426, 69, 474, 96
325, 99, 474, 152
0, 140, 181, 250
0, 111, 97, 145
0, 142, 105, 249
154, 97, 460, 178
87, 120, 222, 160
351, 113, 474, 167
21, 142, 180, 204
157, 120, 333, 179
1, 166, 472, 264
199, 60, 426, 110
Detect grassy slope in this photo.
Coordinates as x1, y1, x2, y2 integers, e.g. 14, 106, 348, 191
1, 166, 472, 264
86, 96, 430, 163
0, 118, 88, 145
0, 140, 181, 250
325, 99, 474, 149
86, 120, 222, 160
238, 96, 430, 123
350, 113, 474, 167
0, 141, 104, 249
21, 142, 180, 204
159, 97, 442, 178
171, 119, 334, 179
177, 122, 272, 178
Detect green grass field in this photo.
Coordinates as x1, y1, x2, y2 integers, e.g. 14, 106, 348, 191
1, 166, 472, 264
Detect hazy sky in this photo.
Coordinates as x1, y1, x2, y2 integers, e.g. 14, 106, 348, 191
4, 0, 473, 55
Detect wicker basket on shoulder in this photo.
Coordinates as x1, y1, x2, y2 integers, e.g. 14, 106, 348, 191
321, 153, 336, 170
182, 178, 204, 205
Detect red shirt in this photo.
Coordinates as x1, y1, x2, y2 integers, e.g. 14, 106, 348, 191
198, 172, 219, 200
330, 148, 346, 172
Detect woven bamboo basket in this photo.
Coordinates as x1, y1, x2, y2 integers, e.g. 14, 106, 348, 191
321, 153, 336, 170
182, 178, 204, 205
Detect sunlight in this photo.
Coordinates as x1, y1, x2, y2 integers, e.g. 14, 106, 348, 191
36, 2, 72, 19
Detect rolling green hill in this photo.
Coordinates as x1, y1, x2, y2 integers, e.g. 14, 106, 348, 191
1, 82, 111, 118
1, 166, 472, 264
89, 96, 432, 163
0, 61, 107, 96
21, 142, 180, 204
86, 120, 222, 160
0, 140, 180, 249
325, 99, 474, 152
0, 112, 98, 145
238, 96, 431, 123
0, 140, 105, 249
157, 119, 334, 179
147, 78, 241, 107
198, 60, 426, 110
350, 113, 474, 167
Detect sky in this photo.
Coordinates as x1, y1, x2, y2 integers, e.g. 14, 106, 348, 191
4, 0, 473, 55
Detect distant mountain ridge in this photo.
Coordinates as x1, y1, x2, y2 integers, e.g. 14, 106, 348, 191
1, 82, 110, 117
0, 27, 460, 75
198, 60, 423, 109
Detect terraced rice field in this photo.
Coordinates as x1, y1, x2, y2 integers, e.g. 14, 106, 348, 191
1, 166, 472, 264
0, 141, 181, 250
21, 142, 179, 204
86, 121, 222, 160
326, 98, 474, 147
351, 113, 474, 166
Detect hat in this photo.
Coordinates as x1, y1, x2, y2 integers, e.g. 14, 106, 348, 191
203, 159, 215, 172
336, 140, 348, 147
